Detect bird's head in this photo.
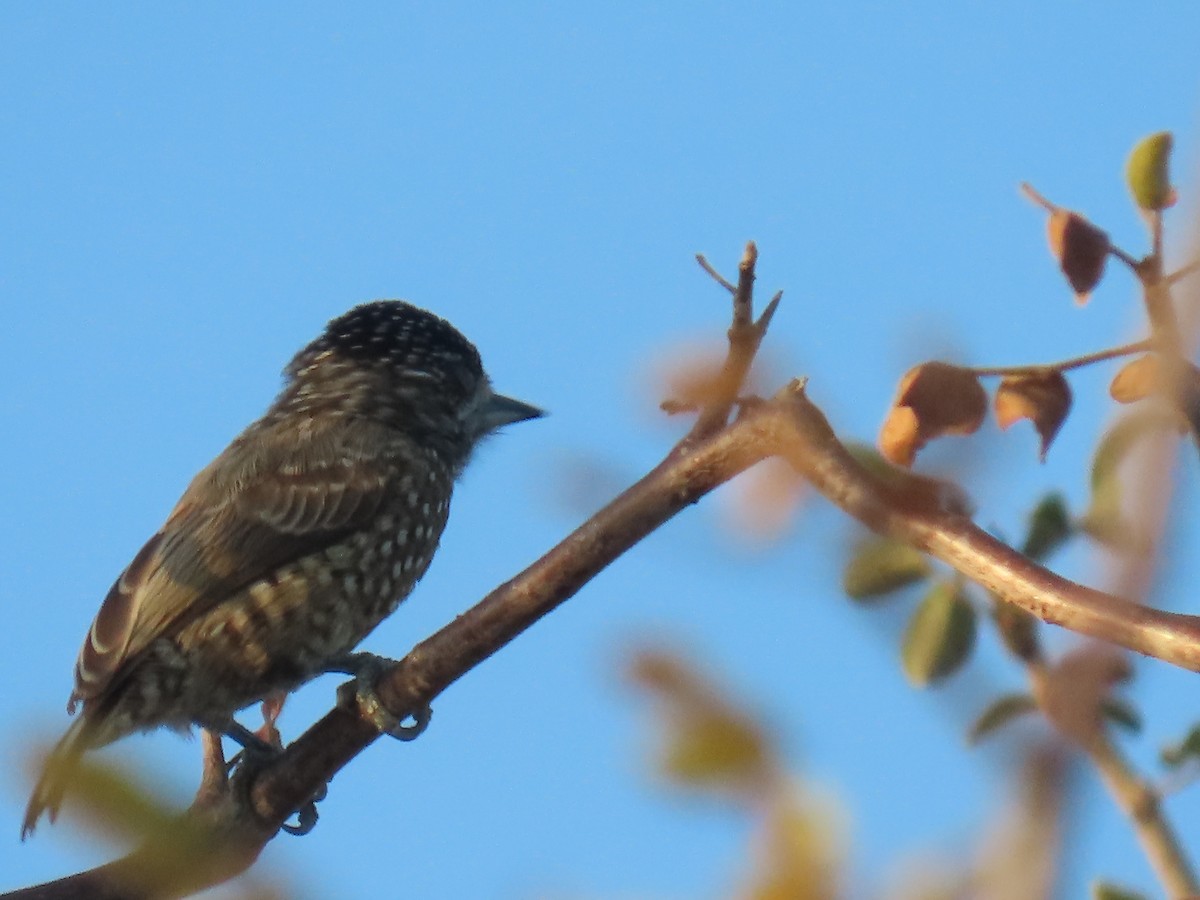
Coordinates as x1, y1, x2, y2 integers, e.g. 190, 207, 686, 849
274, 301, 543, 469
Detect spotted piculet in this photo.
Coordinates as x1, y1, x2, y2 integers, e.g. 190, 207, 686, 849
22, 301, 542, 838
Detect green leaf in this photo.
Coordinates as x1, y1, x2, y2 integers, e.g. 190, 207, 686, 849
1125, 131, 1174, 211
1160, 724, 1200, 769
901, 581, 978, 687
1090, 409, 1176, 488
992, 599, 1042, 663
1100, 697, 1142, 734
842, 537, 931, 602
845, 441, 899, 483
967, 693, 1038, 744
1080, 409, 1179, 549
1020, 492, 1074, 561
1092, 881, 1150, 900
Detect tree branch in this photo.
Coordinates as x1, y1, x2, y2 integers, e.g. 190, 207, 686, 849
17, 245, 1200, 897
674, 242, 781, 452
7, 244, 784, 899
17, 379, 1200, 900
1086, 734, 1197, 898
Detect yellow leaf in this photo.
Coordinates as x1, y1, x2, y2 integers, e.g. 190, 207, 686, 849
1125, 131, 1174, 211
1109, 354, 1163, 404
746, 798, 844, 900
662, 712, 769, 788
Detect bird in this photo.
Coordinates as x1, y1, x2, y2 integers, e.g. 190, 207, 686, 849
22, 300, 543, 838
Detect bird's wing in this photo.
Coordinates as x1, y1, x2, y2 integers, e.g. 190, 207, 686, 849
71, 419, 406, 706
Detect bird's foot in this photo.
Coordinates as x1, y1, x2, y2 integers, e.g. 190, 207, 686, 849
204, 715, 325, 836
324, 652, 432, 741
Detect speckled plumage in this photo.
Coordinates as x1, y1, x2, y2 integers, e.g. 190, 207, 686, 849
23, 301, 542, 838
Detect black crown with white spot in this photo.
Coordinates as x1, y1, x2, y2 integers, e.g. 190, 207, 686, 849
270, 301, 489, 439
291, 301, 483, 390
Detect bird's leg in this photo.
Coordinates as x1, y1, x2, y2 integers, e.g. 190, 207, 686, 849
201, 714, 278, 778
257, 692, 287, 747
323, 652, 432, 741
196, 729, 229, 806
220, 717, 278, 758
216, 696, 289, 771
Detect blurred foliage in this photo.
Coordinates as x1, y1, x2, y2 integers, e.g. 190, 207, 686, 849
901, 581, 978, 688
1079, 408, 1179, 551
1019, 493, 1073, 562
627, 649, 1081, 899
1092, 882, 1151, 900
843, 537, 932, 602
969, 695, 1039, 746
24, 748, 291, 898
1160, 724, 1200, 770
628, 648, 844, 899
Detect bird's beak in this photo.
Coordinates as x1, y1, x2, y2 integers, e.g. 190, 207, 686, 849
480, 392, 545, 432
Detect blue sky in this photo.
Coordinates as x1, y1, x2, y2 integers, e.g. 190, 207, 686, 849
3, 4, 1200, 897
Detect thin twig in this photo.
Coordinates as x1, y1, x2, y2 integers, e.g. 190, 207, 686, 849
758, 290, 783, 334
1130, 210, 1200, 443
1023, 644, 1197, 899
1020, 182, 1057, 213
1086, 736, 1197, 898
967, 340, 1155, 378
695, 253, 737, 294
731, 241, 757, 330
675, 242, 782, 452
1167, 259, 1200, 287
1152, 210, 1165, 269
1108, 244, 1143, 272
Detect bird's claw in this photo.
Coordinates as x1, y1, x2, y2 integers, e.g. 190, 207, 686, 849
357, 684, 432, 741
281, 807, 317, 836
281, 783, 328, 836
325, 652, 432, 741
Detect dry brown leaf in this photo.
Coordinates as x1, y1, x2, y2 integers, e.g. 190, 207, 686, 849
994, 370, 1072, 461
1046, 209, 1110, 303
879, 406, 922, 467
878, 362, 986, 467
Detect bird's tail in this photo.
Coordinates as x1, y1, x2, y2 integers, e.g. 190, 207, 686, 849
22, 716, 92, 840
